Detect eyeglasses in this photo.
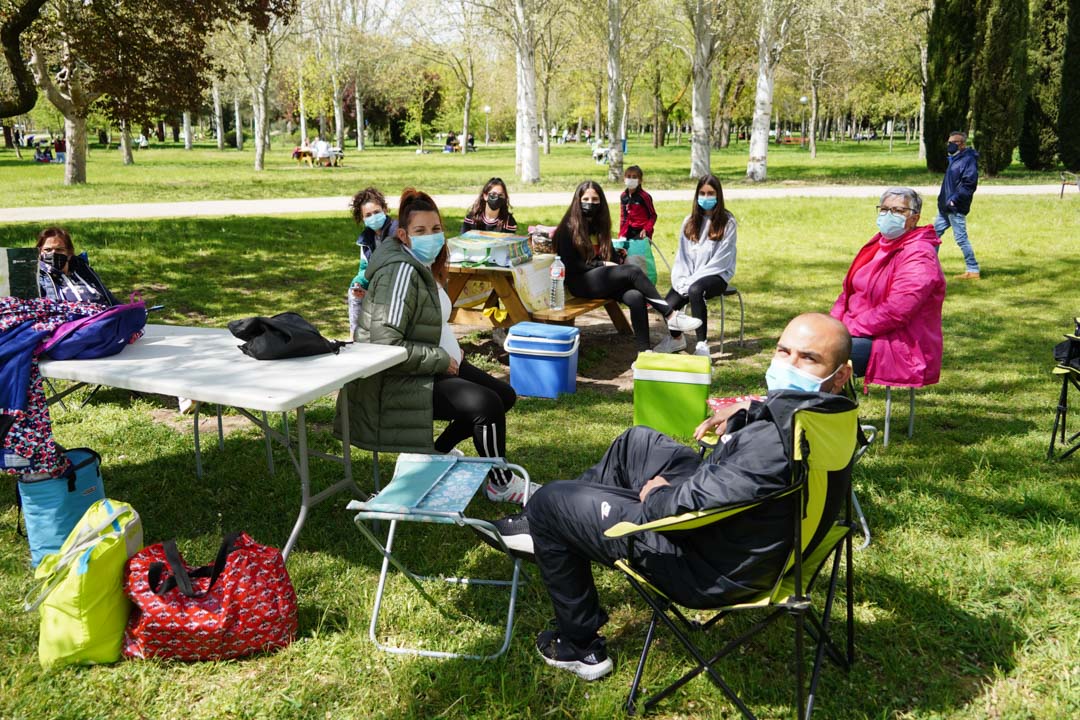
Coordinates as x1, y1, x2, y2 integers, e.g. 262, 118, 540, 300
876, 206, 912, 217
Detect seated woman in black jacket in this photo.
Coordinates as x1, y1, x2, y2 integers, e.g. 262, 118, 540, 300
553, 181, 700, 352
461, 177, 518, 233
36, 227, 118, 306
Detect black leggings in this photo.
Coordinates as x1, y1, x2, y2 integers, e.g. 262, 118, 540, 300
566, 265, 670, 351
665, 275, 728, 343
433, 359, 517, 484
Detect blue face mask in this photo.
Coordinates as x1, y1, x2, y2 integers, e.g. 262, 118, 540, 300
363, 212, 387, 231
697, 195, 718, 211
876, 213, 908, 240
409, 232, 445, 265
765, 358, 838, 393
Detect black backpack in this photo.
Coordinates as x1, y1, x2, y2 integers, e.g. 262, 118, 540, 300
227, 312, 347, 360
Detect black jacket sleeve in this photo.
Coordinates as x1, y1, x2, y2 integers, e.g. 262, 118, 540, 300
642, 409, 790, 520
554, 225, 591, 279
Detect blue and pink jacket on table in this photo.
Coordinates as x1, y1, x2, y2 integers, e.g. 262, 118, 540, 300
830, 225, 946, 388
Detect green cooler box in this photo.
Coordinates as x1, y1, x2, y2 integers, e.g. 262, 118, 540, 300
632, 352, 711, 438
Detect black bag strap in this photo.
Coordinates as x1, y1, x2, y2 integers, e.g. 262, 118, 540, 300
151, 532, 243, 598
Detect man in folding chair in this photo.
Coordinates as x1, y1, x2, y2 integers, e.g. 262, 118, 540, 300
490, 313, 852, 681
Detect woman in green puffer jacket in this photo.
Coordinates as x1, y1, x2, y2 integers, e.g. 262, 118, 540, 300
335, 188, 535, 505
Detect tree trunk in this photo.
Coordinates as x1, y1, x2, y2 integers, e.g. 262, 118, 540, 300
747, 19, 780, 183
918, 38, 929, 160
517, 41, 540, 183
119, 120, 134, 165
355, 89, 364, 150
541, 83, 551, 155
594, 75, 602, 138
575, 116, 583, 141
332, 72, 344, 149
234, 97, 243, 150
652, 72, 661, 148
606, 0, 624, 181
809, 82, 819, 159
298, 59, 307, 143
65, 116, 88, 185
514, 50, 523, 176
253, 81, 268, 171
212, 81, 224, 151
183, 112, 193, 150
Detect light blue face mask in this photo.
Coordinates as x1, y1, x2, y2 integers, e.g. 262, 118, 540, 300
409, 232, 446, 265
363, 212, 387, 231
697, 195, 718, 211
765, 358, 839, 393
876, 212, 908, 240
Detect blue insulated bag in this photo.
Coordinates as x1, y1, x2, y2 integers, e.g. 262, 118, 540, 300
18, 449, 106, 567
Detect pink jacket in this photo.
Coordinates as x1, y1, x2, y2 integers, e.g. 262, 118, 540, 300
831, 225, 946, 387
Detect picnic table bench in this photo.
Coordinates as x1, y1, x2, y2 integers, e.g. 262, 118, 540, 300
447, 263, 631, 334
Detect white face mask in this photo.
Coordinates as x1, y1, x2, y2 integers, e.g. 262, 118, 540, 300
625, 178, 639, 190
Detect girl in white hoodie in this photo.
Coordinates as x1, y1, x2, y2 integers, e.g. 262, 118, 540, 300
655, 174, 737, 356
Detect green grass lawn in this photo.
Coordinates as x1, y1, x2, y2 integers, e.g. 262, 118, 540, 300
1, 195, 1078, 719
0, 137, 1065, 209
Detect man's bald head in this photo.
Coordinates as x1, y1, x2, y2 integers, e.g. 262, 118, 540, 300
772, 313, 853, 393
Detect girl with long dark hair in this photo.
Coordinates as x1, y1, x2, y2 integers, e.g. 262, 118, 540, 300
553, 180, 700, 352
462, 177, 518, 233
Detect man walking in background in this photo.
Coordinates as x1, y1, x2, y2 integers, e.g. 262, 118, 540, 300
935, 131, 981, 279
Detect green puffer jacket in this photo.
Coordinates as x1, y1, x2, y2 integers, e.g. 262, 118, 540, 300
334, 239, 450, 452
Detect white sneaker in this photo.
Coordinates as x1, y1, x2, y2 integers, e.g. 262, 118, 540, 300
666, 311, 702, 333
692, 341, 711, 357
485, 473, 542, 505
653, 335, 686, 354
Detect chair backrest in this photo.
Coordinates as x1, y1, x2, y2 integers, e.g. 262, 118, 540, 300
791, 404, 859, 558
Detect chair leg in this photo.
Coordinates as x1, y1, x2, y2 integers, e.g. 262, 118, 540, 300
907, 387, 915, 438
883, 388, 892, 447
1048, 375, 1069, 459
737, 290, 745, 346
719, 294, 727, 355
626, 614, 660, 715
794, 608, 806, 720
851, 491, 871, 550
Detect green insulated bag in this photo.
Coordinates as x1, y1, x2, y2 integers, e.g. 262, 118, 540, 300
24, 499, 143, 669
632, 352, 711, 438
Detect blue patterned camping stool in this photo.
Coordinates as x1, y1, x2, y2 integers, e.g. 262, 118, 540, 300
347, 454, 531, 660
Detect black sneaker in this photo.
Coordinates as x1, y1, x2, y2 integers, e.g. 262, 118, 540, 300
471, 513, 535, 560
536, 629, 613, 681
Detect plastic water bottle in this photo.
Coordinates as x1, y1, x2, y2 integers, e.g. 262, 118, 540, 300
549, 256, 566, 311
347, 284, 364, 336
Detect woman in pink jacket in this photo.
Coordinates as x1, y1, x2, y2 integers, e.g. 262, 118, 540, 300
831, 187, 946, 387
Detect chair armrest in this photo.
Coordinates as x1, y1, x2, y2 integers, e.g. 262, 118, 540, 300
604, 484, 802, 539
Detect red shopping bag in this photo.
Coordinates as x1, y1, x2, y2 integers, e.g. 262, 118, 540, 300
122, 532, 297, 661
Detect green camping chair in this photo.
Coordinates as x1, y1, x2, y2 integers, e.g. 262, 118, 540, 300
605, 397, 859, 719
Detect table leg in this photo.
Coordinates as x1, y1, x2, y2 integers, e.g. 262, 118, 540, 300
446, 273, 470, 304
490, 274, 531, 325
604, 300, 633, 335
193, 404, 204, 479
262, 411, 275, 476
282, 405, 310, 560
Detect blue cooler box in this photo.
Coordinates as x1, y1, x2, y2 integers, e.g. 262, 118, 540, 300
506, 322, 580, 398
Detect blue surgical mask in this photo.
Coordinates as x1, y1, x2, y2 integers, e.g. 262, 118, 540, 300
697, 196, 718, 211
765, 358, 838, 393
363, 212, 387, 231
876, 213, 908, 240
409, 232, 445, 265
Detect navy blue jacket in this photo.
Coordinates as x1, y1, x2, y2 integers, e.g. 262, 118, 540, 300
938, 147, 979, 216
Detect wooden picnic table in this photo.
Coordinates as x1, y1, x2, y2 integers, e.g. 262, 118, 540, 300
447, 263, 631, 334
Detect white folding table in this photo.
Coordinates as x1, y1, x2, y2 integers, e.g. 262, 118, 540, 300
38, 324, 406, 559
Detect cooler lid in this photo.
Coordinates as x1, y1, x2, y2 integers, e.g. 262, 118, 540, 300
507, 322, 580, 341
634, 351, 711, 374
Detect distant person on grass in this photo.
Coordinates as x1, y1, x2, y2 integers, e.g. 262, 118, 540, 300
553, 180, 700, 353
336, 189, 535, 504
654, 174, 737, 358
831, 187, 945, 384
461, 177, 518, 233
934, 130, 981, 280
478, 313, 854, 680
